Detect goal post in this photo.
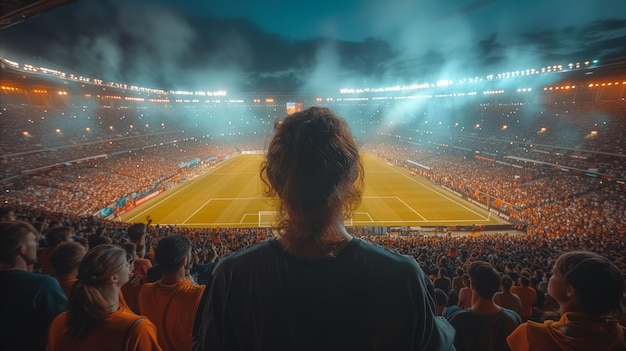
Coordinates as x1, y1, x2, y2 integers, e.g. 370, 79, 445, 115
258, 211, 279, 227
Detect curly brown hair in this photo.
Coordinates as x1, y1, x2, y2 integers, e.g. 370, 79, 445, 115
261, 107, 364, 256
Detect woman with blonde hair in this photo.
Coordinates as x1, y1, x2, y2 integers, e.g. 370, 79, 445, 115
507, 250, 625, 350
48, 244, 161, 350
193, 107, 454, 350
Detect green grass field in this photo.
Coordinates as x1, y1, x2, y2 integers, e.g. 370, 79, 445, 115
120, 153, 508, 228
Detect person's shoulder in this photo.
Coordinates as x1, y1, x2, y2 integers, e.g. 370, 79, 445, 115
506, 321, 530, 348
510, 286, 525, 293
39, 271, 63, 284
351, 238, 424, 276
180, 278, 206, 294
120, 313, 158, 337
443, 305, 466, 321
139, 280, 157, 292
212, 239, 274, 271
353, 238, 418, 265
510, 318, 548, 339
445, 307, 472, 324
222, 239, 273, 260
6, 270, 63, 290
134, 316, 157, 330
500, 307, 523, 323
446, 306, 470, 320
48, 311, 69, 336
51, 310, 69, 324
1, 269, 47, 280
110, 306, 145, 324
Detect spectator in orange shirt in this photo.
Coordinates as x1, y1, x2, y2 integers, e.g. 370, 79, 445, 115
139, 235, 205, 351
494, 275, 523, 316
121, 242, 152, 314
47, 244, 161, 351
51, 241, 86, 297
511, 275, 537, 321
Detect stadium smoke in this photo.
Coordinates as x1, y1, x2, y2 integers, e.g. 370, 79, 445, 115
1, 0, 625, 140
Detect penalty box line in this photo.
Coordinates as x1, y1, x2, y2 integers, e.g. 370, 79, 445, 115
183, 197, 268, 225
362, 196, 427, 221
361, 195, 490, 223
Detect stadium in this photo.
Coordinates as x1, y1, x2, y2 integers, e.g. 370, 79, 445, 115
2, 54, 625, 234
1, 1, 625, 350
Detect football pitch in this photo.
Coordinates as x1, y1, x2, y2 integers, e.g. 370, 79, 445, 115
120, 153, 508, 228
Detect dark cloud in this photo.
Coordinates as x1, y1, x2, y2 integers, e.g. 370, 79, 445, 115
517, 18, 626, 63
0, 1, 402, 91
519, 30, 564, 54
442, 0, 499, 20
0, 0, 624, 92
576, 18, 626, 53
473, 33, 506, 67
584, 18, 626, 35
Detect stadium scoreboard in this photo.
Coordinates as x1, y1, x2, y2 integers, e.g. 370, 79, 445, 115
286, 102, 303, 115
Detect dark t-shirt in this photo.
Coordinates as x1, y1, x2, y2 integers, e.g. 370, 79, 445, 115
448, 307, 521, 351
0, 270, 67, 351
193, 238, 455, 351
434, 277, 451, 293
191, 262, 215, 285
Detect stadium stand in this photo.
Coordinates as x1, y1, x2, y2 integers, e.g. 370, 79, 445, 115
0, 56, 624, 349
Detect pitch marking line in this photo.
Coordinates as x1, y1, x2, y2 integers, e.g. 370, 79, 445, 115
240, 214, 252, 224
126, 154, 242, 222
175, 217, 494, 227
204, 197, 266, 201
212, 172, 259, 175
182, 199, 213, 224
381, 162, 490, 220
394, 196, 428, 221
240, 213, 267, 224
351, 218, 492, 224
183, 197, 269, 224
163, 222, 259, 226
362, 196, 427, 221
353, 211, 374, 222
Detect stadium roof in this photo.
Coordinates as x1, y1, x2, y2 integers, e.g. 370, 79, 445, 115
0, 0, 76, 30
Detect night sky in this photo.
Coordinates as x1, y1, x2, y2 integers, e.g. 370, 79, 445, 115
1, 0, 625, 92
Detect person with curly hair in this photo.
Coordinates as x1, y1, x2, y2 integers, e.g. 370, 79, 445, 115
193, 107, 454, 350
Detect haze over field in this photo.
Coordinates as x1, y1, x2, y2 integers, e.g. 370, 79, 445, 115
1, 0, 625, 92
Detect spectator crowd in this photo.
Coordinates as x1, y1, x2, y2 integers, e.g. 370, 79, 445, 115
0, 94, 625, 350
